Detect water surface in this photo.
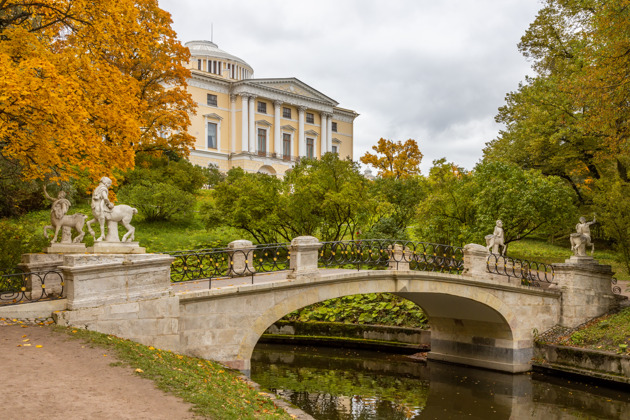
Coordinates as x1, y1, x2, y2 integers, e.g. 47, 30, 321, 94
251, 343, 630, 419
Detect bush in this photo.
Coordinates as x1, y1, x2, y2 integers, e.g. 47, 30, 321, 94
0, 218, 50, 273
117, 182, 195, 222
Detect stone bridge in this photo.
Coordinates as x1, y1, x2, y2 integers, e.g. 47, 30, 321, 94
12, 237, 619, 375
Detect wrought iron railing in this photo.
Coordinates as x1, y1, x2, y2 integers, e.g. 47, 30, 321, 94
486, 254, 554, 287
0, 270, 64, 306
318, 240, 464, 274
166, 243, 290, 287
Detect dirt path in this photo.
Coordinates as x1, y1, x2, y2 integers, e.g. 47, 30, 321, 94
0, 322, 202, 420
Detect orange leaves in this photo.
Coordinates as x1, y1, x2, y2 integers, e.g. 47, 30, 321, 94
0, 0, 194, 185
360, 138, 423, 179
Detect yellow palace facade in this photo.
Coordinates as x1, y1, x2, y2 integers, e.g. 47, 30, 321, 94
184, 40, 358, 176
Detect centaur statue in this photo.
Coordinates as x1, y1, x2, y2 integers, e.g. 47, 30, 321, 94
570, 216, 596, 256
485, 220, 506, 255
86, 176, 137, 242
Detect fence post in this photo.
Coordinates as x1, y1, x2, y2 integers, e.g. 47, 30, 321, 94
227, 240, 256, 277
462, 243, 490, 278
287, 236, 322, 280
387, 244, 411, 270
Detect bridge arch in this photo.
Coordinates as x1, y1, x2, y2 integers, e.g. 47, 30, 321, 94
235, 270, 541, 373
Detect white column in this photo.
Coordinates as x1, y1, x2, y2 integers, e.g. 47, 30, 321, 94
298, 106, 306, 157
230, 95, 236, 154
240, 95, 249, 152
327, 115, 333, 152
320, 112, 328, 157
274, 101, 282, 157
248, 95, 257, 152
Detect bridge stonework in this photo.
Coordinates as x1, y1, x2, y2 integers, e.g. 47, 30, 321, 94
51, 238, 619, 375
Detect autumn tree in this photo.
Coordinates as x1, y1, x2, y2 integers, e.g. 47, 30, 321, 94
360, 138, 423, 179
485, 0, 630, 199
0, 0, 194, 186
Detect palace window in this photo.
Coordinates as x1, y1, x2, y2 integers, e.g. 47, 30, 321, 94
332, 122, 338, 132
207, 122, 217, 149
257, 101, 267, 114
306, 138, 314, 158
283, 107, 291, 119
306, 112, 314, 124
197, 59, 202, 70
207, 94, 217, 107
283, 133, 291, 160
332, 145, 338, 154
258, 128, 267, 154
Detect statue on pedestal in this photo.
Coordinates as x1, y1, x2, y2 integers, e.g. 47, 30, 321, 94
570, 216, 596, 256
86, 176, 138, 242
485, 220, 506, 255
43, 186, 87, 244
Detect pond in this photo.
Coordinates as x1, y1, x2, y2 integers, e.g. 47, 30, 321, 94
251, 343, 630, 420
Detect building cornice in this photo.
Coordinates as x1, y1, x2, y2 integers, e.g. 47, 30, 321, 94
333, 107, 359, 123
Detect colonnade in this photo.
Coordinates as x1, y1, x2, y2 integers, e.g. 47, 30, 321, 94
234, 94, 334, 158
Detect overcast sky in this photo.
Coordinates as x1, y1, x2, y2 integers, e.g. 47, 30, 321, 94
158, 0, 542, 174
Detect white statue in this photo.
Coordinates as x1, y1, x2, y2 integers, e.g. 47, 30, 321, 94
570, 216, 596, 256
485, 220, 506, 255
86, 176, 138, 242
43, 186, 87, 244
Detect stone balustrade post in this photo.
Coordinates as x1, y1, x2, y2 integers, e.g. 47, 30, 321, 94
227, 240, 256, 276
462, 243, 490, 279
287, 236, 322, 280
387, 244, 412, 270
553, 256, 619, 328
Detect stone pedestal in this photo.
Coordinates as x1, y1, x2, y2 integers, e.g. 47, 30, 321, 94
44, 243, 87, 254
227, 240, 255, 276
60, 253, 172, 310
287, 236, 322, 280
54, 253, 180, 352
553, 256, 618, 328
462, 243, 490, 278
89, 241, 145, 254
18, 253, 66, 298
387, 244, 412, 270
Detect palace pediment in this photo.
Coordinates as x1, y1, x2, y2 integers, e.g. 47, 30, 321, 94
240, 78, 338, 106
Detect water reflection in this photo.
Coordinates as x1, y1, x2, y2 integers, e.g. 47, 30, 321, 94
251, 343, 630, 420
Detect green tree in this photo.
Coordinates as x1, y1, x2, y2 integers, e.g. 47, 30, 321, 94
365, 176, 425, 239
283, 153, 377, 242
472, 161, 578, 248
415, 159, 477, 245
204, 154, 377, 243
203, 168, 284, 244
415, 160, 577, 248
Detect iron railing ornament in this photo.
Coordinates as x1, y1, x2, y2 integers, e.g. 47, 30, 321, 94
486, 253, 554, 287
0, 269, 64, 306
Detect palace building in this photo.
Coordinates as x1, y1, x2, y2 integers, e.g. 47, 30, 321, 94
184, 40, 358, 176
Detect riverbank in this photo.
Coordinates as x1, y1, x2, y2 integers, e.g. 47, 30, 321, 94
262, 321, 430, 353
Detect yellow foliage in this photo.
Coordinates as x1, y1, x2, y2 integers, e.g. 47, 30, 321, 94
0, 0, 195, 186
360, 138, 423, 179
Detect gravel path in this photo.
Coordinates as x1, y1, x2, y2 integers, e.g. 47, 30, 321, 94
0, 321, 203, 420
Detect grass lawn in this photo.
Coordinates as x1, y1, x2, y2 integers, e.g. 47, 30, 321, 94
539, 306, 630, 355
57, 326, 293, 419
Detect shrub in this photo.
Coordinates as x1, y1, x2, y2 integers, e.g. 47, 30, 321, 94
117, 182, 195, 222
